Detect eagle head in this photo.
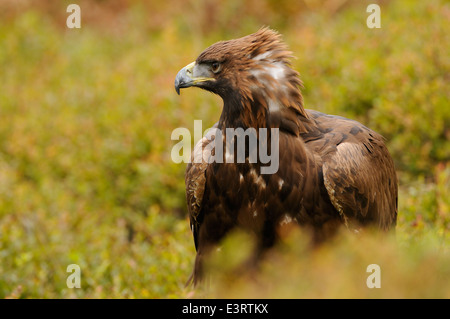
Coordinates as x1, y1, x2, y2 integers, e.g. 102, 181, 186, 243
175, 28, 308, 131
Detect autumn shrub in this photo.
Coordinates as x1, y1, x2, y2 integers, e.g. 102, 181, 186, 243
0, 0, 448, 298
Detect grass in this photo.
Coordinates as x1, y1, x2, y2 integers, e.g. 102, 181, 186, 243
0, 0, 448, 298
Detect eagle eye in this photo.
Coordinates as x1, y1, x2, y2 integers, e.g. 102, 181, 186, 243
211, 62, 222, 74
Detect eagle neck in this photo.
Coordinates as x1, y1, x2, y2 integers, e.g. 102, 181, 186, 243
218, 92, 268, 131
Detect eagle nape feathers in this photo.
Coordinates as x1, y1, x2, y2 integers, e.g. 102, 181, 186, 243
174, 27, 398, 286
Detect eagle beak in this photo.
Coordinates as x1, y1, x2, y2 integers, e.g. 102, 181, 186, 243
174, 62, 214, 95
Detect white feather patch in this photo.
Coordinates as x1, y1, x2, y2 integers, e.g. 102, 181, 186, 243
279, 214, 293, 226
252, 51, 272, 61
267, 62, 285, 80
249, 168, 266, 189
268, 99, 281, 112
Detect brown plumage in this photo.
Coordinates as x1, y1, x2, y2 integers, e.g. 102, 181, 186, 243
175, 28, 398, 285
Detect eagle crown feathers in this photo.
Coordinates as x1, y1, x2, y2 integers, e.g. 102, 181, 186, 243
195, 28, 309, 134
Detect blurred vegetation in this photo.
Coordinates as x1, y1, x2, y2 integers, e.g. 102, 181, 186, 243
0, 0, 448, 298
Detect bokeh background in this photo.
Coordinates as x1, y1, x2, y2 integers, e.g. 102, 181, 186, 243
0, 0, 449, 298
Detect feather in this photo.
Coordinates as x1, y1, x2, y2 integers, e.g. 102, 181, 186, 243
177, 28, 398, 285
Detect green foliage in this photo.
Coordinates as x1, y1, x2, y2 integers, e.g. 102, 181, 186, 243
204, 228, 450, 299
288, 0, 450, 175
0, 0, 448, 298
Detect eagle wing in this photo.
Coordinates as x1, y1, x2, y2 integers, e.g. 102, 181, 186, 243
185, 123, 218, 251
305, 110, 398, 230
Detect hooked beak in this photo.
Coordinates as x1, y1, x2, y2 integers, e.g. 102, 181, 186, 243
174, 62, 214, 95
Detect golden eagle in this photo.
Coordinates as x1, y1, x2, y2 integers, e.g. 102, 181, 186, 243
175, 28, 397, 285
